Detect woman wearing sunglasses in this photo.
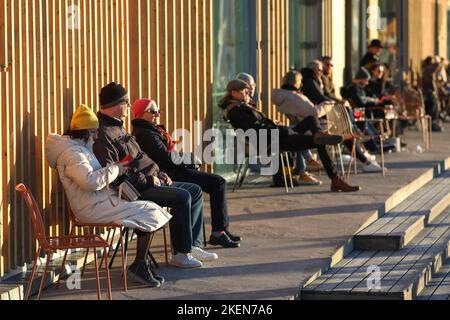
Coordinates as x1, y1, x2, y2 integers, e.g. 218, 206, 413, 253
131, 99, 241, 249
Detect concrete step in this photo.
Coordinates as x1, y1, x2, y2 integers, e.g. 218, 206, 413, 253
417, 260, 450, 300
354, 170, 450, 251
300, 206, 450, 300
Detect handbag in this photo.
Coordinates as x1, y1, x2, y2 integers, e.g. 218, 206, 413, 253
105, 166, 141, 207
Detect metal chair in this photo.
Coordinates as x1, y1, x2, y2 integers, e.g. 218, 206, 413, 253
16, 183, 112, 300
59, 196, 128, 291
232, 146, 294, 194
327, 104, 386, 178
395, 88, 432, 149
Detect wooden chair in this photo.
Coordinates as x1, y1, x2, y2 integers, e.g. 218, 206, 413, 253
395, 88, 432, 149
16, 183, 112, 300
326, 104, 386, 178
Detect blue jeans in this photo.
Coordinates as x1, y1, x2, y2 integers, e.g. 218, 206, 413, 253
140, 182, 204, 254
296, 150, 313, 174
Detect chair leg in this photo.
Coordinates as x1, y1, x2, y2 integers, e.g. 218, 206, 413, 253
233, 163, 244, 193
119, 229, 127, 291
428, 116, 433, 148
284, 153, 295, 189
347, 139, 357, 179
93, 247, 101, 300
280, 153, 289, 193
202, 220, 207, 248
146, 232, 159, 269
81, 247, 90, 277
57, 226, 75, 286
337, 146, 345, 177
238, 157, 250, 188
380, 135, 386, 177
99, 228, 112, 270
109, 227, 126, 269
103, 245, 112, 300
26, 247, 41, 300
81, 228, 92, 277
163, 226, 169, 267
37, 252, 52, 300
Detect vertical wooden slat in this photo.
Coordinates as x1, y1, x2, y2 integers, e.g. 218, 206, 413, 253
0, 0, 6, 277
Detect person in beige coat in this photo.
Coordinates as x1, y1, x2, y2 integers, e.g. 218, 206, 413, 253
45, 105, 172, 288
274, 71, 385, 174
272, 71, 335, 120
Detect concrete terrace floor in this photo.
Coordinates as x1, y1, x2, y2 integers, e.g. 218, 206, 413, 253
43, 125, 450, 300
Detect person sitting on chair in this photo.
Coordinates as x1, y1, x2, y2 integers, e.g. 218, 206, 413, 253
131, 98, 241, 249
219, 79, 361, 192
273, 71, 384, 173
346, 68, 392, 120
45, 105, 172, 288
93, 82, 219, 270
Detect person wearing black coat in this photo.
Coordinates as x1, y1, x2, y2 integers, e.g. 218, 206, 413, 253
219, 79, 361, 193
300, 61, 333, 105
94, 82, 219, 271
131, 99, 240, 248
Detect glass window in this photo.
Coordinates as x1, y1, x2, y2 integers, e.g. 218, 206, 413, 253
212, 0, 257, 175
289, 0, 322, 71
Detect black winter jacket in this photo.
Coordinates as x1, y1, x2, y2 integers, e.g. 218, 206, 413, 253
132, 119, 181, 175
300, 68, 332, 105
346, 84, 380, 108
218, 96, 290, 146
93, 112, 160, 192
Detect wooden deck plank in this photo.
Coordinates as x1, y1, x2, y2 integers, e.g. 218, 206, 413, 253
313, 251, 378, 293
357, 178, 443, 236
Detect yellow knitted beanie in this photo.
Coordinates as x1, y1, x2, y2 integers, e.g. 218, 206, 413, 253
70, 105, 99, 130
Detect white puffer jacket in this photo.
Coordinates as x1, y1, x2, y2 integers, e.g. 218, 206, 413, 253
45, 133, 171, 232
272, 88, 334, 119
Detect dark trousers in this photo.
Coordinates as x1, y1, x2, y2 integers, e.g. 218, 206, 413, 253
425, 91, 441, 121
140, 182, 204, 254
279, 116, 338, 179
170, 168, 229, 233
344, 140, 368, 164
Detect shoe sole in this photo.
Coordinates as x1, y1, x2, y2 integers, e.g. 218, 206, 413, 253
331, 187, 361, 193
299, 182, 323, 186
126, 270, 161, 288
169, 261, 203, 269
208, 241, 240, 248
192, 256, 219, 262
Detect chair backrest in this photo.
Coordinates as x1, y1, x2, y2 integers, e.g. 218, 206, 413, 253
15, 184, 49, 248
396, 88, 425, 117
326, 104, 354, 136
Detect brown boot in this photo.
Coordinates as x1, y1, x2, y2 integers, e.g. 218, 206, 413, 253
331, 176, 361, 192
313, 132, 344, 146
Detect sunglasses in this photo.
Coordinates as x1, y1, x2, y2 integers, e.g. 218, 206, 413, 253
146, 109, 160, 115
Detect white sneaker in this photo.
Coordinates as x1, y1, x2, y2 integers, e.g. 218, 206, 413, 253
363, 162, 386, 173
363, 151, 377, 162
338, 155, 354, 165
191, 247, 219, 262
170, 253, 203, 269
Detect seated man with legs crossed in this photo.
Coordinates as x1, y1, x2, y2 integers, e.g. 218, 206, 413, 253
93, 82, 218, 270
219, 79, 361, 193
131, 98, 241, 248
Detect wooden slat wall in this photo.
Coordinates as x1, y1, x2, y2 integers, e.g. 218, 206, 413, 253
0, 0, 129, 277
257, 0, 290, 123
129, 0, 213, 153
408, 0, 448, 76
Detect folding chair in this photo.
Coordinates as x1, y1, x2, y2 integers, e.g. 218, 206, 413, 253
16, 183, 112, 300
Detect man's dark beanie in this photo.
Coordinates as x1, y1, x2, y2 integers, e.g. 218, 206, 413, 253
99, 82, 129, 109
